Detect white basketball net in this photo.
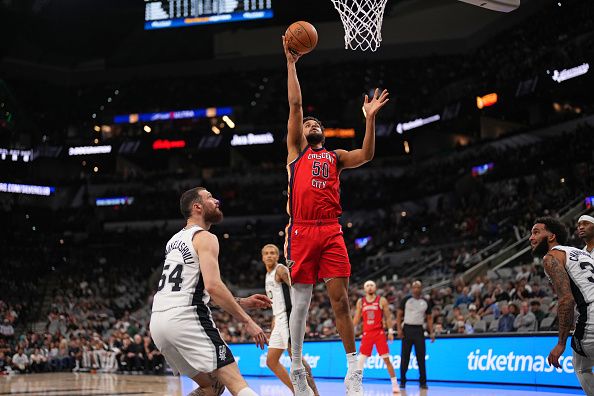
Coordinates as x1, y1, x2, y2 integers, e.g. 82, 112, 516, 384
330, 0, 388, 52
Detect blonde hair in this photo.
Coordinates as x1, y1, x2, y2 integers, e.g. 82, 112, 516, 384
412, 280, 422, 287
261, 244, 280, 255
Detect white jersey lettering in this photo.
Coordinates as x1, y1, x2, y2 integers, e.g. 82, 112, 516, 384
551, 246, 594, 305
152, 226, 207, 312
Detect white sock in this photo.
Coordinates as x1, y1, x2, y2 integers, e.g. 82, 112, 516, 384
289, 283, 313, 371
346, 352, 358, 372
237, 388, 259, 396
391, 377, 398, 385
357, 354, 367, 371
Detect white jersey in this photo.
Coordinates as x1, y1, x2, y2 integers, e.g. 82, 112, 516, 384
152, 226, 207, 313
265, 264, 291, 318
552, 246, 594, 305
584, 245, 594, 259
551, 246, 594, 341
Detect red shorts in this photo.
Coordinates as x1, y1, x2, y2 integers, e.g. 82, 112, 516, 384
359, 329, 389, 356
284, 219, 351, 284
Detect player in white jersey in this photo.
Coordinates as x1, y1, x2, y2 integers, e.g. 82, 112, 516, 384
150, 187, 272, 396
261, 244, 319, 396
577, 214, 594, 258
530, 216, 594, 394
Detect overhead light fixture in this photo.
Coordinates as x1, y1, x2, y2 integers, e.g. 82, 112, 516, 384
212, 126, 221, 135
477, 93, 498, 109
144, 125, 152, 133
222, 115, 235, 128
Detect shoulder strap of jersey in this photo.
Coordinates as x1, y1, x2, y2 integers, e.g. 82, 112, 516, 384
551, 245, 570, 256
289, 145, 310, 166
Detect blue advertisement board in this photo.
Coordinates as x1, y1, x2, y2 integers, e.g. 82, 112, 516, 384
228, 335, 579, 388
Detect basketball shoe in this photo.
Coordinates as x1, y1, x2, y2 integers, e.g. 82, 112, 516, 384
344, 369, 363, 396
290, 368, 315, 396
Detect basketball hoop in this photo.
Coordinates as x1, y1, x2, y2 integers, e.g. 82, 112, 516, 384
330, 0, 388, 52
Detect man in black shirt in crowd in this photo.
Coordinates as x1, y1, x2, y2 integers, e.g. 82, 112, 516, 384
124, 334, 146, 372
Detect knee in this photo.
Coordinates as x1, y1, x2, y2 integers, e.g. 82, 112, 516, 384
330, 294, 350, 316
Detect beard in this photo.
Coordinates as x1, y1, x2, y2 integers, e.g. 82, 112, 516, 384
306, 132, 325, 146
204, 207, 223, 224
531, 238, 550, 257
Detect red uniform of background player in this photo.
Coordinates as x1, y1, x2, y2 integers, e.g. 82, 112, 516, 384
282, 35, 389, 396
353, 280, 400, 394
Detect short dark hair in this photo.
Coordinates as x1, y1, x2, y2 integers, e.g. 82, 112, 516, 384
180, 187, 205, 220
534, 216, 568, 245
530, 300, 541, 307
303, 116, 324, 132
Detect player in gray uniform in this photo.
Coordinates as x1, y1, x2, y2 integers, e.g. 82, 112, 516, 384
577, 214, 594, 258
261, 244, 319, 395
150, 187, 271, 396
530, 216, 594, 394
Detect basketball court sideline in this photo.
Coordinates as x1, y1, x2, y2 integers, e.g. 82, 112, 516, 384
0, 373, 583, 396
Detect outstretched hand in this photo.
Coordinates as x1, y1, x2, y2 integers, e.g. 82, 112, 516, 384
362, 88, 389, 118
282, 35, 301, 64
245, 320, 268, 350
241, 294, 272, 309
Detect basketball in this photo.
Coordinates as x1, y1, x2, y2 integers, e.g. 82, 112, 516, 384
285, 21, 318, 55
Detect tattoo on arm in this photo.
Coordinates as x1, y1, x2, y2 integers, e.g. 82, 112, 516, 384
543, 254, 575, 345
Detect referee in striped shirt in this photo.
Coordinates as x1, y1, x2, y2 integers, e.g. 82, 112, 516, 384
396, 280, 434, 390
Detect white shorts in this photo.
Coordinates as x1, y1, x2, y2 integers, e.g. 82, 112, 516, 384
269, 313, 290, 350
150, 305, 234, 377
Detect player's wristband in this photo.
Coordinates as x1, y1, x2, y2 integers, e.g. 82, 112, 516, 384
388, 329, 395, 335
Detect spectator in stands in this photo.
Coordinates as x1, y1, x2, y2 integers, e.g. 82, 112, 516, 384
508, 303, 520, 316
30, 347, 48, 373
447, 307, 462, 330
530, 301, 546, 330
143, 335, 164, 374
0, 319, 14, 340
531, 282, 547, 298
454, 287, 473, 307
469, 278, 485, 296
492, 283, 510, 302
515, 265, 532, 282
514, 301, 537, 332
479, 297, 500, 319
466, 304, 481, 329
454, 315, 472, 334
126, 334, 145, 372
510, 281, 532, 301
0, 351, 8, 374
58, 339, 72, 370
48, 341, 61, 371
118, 337, 132, 372
69, 336, 82, 372
433, 316, 445, 335
11, 347, 30, 373
497, 304, 515, 332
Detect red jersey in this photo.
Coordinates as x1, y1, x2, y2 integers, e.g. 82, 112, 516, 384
287, 146, 342, 221
362, 296, 383, 333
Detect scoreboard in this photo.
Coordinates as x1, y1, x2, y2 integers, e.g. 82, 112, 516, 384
144, 0, 273, 30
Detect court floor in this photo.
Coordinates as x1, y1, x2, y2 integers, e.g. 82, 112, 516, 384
0, 373, 584, 396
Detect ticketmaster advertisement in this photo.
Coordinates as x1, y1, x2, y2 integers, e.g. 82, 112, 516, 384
229, 335, 579, 388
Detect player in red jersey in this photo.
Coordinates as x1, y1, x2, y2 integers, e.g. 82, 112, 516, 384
353, 280, 399, 394
282, 36, 389, 396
